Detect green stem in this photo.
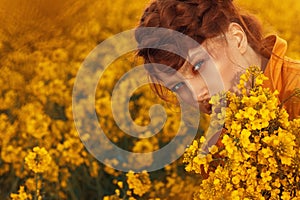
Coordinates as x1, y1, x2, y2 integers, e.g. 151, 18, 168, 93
35, 173, 40, 200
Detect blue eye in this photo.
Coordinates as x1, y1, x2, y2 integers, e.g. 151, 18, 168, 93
193, 60, 204, 72
171, 82, 185, 92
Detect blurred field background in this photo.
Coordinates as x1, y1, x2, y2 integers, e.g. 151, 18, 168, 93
0, 0, 299, 199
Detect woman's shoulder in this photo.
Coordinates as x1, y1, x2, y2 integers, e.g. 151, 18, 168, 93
283, 56, 300, 74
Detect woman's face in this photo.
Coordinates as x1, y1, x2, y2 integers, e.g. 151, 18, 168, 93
156, 34, 251, 114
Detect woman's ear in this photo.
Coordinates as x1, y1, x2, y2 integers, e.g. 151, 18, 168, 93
226, 22, 248, 54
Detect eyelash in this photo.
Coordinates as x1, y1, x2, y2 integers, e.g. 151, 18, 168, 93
171, 82, 185, 92
171, 60, 205, 92
192, 60, 204, 72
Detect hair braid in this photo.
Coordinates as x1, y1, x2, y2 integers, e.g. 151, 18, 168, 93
135, 0, 265, 101
136, 0, 264, 63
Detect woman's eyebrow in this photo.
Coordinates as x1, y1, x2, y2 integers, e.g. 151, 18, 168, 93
187, 47, 206, 63
164, 81, 177, 90
162, 76, 185, 91
160, 74, 183, 90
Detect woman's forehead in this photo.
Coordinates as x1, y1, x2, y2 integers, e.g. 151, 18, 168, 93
146, 36, 225, 82
151, 43, 209, 72
187, 45, 209, 61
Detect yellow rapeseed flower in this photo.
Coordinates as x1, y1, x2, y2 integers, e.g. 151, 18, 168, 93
240, 129, 251, 148
126, 170, 151, 197
184, 66, 300, 199
10, 186, 32, 200
25, 146, 52, 174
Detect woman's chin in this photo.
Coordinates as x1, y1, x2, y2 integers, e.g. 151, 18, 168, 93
202, 105, 212, 114
199, 101, 212, 114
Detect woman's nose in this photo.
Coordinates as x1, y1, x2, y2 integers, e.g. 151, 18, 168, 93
183, 75, 208, 102
196, 91, 209, 101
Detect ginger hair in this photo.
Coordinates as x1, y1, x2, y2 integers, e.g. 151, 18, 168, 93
135, 0, 266, 101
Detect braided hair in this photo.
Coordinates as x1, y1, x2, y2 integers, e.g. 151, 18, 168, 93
135, 0, 265, 101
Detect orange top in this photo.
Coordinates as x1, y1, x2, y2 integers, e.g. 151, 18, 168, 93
263, 35, 300, 119
201, 35, 300, 155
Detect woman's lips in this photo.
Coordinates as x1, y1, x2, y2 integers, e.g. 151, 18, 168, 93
206, 103, 212, 114
198, 98, 212, 114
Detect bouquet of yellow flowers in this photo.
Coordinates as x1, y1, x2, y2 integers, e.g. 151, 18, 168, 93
184, 66, 300, 199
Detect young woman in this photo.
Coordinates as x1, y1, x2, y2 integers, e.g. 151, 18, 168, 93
135, 0, 300, 120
